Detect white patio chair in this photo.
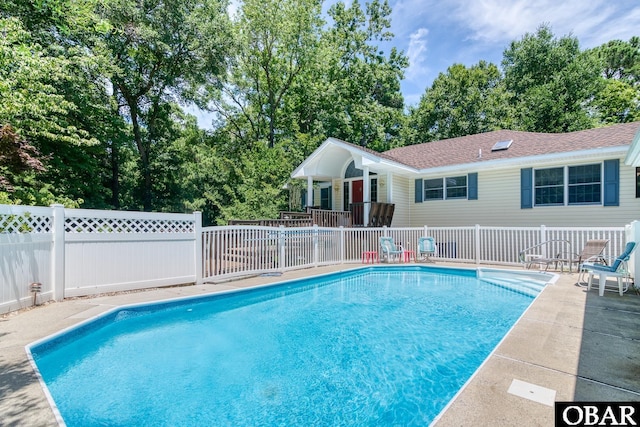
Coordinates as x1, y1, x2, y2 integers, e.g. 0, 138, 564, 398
379, 237, 403, 263
581, 241, 636, 296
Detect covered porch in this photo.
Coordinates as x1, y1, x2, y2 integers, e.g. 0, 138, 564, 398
289, 137, 412, 227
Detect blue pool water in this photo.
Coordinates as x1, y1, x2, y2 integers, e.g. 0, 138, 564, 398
30, 266, 538, 426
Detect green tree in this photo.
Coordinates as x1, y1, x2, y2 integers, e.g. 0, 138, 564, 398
588, 38, 640, 123
0, 17, 101, 206
98, 0, 232, 211
590, 37, 640, 83
502, 24, 600, 132
407, 61, 512, 143
212, 0, 323, 149
303, 0, 408, 151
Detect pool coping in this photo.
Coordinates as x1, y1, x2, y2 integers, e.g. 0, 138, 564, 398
2, 263, 640, 426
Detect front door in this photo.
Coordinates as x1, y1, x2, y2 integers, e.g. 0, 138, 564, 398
351, 180, 364, 225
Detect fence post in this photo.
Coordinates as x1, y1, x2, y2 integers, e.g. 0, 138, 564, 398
540, 225, 547, 258
313, 224, 319, 266
423, 225, 428, 237
475, 224, 481, 265
279, 225, 285, 271
50, 204, 65, 301
626, 221, 639, 281
340, 226, 345, 264
194, 211, 203, 285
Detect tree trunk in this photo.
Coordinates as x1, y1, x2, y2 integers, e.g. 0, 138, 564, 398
129, 104, 152, 211
109, 139, 120, 209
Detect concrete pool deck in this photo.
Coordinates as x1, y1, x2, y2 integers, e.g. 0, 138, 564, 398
1, 263, 639, 426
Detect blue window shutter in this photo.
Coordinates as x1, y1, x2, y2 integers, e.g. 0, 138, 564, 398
521, 168, 533, 209
468, 173, 478, 200
603, 159, 619, 206
415, 179, 423, 203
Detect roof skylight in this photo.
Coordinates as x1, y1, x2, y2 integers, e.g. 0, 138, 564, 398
491, 139, 513, 151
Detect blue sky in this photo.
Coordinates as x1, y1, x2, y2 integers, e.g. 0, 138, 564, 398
383, 0, 640, 106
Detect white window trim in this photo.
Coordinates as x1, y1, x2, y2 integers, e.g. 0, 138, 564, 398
423, 175, 468, 201
533, 163, 603, 207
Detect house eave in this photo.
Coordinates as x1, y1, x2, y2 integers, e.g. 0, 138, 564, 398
624, 127, 640, 166
415, 146, 629, 176
290, 137, 416, 180
292, 136, 629, 181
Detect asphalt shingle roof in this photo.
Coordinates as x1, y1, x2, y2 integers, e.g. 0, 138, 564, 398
382, 122, 640, 170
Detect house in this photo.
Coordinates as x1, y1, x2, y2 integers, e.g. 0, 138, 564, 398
290, 121, 640, 227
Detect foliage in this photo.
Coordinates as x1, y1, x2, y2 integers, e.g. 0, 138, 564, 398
0, 16, 104, 206
97, 0, 232, 211
0, 125, 43, 190
588, 38, 640, 123
213, 0, 323, 149
1, 3, 639, 223
502, 24, 600, 132
407, 61, 512, 143
302, 0, 408, 151
216, 142, 293, 224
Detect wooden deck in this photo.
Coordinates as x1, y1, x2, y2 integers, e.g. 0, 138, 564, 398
228, 204, 394, 228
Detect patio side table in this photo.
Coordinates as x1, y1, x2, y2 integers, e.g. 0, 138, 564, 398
403, 250, 415, 263
362, 251, 378, 264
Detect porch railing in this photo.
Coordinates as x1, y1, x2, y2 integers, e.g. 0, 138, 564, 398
229, 209, 352, 228
309, 209, 351, 227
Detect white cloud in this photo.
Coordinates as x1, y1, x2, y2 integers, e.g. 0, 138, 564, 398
406, 28, 430, 81
448, 0, 639, 47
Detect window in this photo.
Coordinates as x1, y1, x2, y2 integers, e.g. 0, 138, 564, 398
568, 164, 601, 204
424, 178, 444, 200
535, 167, 564, 206
636, 167, 640, 198
423, 176, 467, 200
370, 178, 378, 202
446, 176, 467, 199
534, 164, 601, 206
320, 187, 331, 210
343, 182, 349, 208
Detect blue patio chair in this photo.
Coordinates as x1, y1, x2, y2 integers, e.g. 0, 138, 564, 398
379, 237, 403, 263
581, 241, 636, 296
417, 237, 436, 263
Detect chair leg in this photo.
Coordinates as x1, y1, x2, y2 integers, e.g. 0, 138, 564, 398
587, 272, 594, 291
618, 277, 624, 296
598, 273, 606, 297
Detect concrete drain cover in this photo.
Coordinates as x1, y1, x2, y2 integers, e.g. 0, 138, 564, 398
508, 379, 556, 406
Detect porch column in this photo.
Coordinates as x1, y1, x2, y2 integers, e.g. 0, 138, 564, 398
307, 176, 313, 208
386, 172, 393, 202
363, 166, 370, 226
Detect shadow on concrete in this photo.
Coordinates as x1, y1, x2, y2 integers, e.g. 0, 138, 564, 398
0, 354, 56, 426
574, 282, 640, 400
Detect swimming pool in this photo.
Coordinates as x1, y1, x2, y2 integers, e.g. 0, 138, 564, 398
29, 266, 545, 426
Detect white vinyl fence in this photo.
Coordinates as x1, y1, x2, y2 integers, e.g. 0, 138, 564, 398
1, 204, 199, 314
201, 224, 631, 281
1, 202, 636, 315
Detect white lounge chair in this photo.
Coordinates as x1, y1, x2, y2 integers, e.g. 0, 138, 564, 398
581, 241, 636, 296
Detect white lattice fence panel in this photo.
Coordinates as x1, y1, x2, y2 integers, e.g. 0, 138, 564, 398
0, 210, 51, 233
65, 216, 194, 233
